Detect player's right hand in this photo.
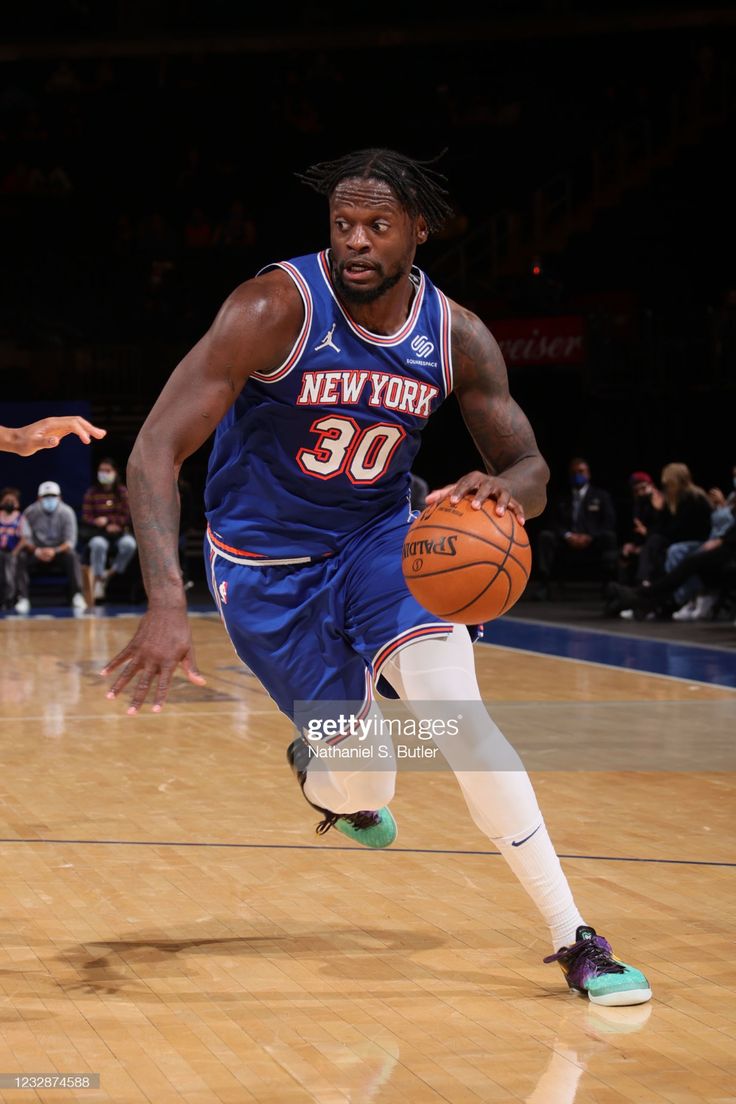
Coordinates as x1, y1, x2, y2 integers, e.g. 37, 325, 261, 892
101, 607, 206, 714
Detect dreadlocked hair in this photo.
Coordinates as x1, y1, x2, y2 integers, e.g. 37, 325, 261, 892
296, 148, 454, 235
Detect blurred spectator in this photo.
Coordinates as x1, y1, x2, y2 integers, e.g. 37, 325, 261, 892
618, 470, 657, 584
670, 476, 736, 619
606, 507, 736, 622
15, 480, 86, 613
708, 464, 736, 512
534, 458, 617, 597
80, 458, 136, 602
634, 462, 712, 588
0, 487, 23, 609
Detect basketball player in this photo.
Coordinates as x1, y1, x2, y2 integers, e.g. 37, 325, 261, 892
102, 150, 651, 1006
0, 416, 106, 456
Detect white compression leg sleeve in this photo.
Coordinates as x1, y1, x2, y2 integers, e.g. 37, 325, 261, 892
303, 702, 397, 815
383, 627, 584, 950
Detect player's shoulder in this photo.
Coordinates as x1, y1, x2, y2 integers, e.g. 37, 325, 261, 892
210, 267, 305, 349
445, 297, 503, 377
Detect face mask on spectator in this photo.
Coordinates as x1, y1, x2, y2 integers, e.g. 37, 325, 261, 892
41, 496, 59, 513
1, 500, 16, 513
570, 473, 588, 488
97, 470, 115, 485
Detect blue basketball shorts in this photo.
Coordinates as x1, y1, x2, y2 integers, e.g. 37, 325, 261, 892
205, 505, 453, 719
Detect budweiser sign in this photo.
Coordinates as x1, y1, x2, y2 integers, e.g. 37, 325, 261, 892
490, 315, 585, 366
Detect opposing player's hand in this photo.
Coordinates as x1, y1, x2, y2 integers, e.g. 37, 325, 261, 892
101, 607, 206, 714
8, 416, 106, 456
425, 471, 526, 523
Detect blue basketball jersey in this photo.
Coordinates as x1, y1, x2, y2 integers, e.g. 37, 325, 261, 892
205, 250, 453, 563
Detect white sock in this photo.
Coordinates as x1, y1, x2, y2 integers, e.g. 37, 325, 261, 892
385, 628, 585, 950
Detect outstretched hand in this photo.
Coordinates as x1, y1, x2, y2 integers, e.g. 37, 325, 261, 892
101, 607, 206, 714
5, 416, 107, 456
425, 470, 526, 523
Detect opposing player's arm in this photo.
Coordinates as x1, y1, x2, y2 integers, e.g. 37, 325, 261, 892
426, 302, 549, 521
102, 270, 303, 713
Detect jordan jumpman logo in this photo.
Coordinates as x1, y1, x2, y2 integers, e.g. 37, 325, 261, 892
314, 324, 341, 353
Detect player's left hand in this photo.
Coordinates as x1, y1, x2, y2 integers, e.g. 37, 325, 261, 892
425, 471, 525, 523
10, 416, 106, 456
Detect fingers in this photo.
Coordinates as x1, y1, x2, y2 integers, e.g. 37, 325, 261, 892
33, 416, 107, 448
426, 476, 526, 523
105, 658, 142, 701
152, 666, 175, 713
182, 655, 207, 687
424, 483, 457, 505
127, 668, 156, 715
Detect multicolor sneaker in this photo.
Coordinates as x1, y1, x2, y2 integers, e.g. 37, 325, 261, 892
286, 736, 397, 849
544, 926, 652, 1006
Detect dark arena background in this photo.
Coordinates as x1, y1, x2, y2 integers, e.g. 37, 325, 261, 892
0, 4, 734, 1104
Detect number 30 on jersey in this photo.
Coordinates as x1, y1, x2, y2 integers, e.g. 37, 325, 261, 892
296, 415, 406, 484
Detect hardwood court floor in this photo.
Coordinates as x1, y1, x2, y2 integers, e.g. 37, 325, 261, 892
0, 614, 734, 1103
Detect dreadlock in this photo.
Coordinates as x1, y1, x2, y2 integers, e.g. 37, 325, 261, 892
296, 148, 454, 235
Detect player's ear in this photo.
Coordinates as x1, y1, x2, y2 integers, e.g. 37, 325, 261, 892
415, 217, 429, 245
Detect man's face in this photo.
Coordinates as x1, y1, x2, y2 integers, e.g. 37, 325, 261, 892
632, 480, 653, 497
569, 461, 590, 486
328, 177, 427, 305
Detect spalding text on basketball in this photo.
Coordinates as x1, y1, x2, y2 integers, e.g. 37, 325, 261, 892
402, 535, 458, 558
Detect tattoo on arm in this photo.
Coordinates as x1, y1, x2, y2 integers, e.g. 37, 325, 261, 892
451, 303, 549, 514
127, 465, 184, 602
452, 304, 540, 468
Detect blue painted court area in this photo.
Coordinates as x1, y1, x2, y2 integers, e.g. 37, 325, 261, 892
484, 616, 736, 689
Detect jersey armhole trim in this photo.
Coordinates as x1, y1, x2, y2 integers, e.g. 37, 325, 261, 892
437, 288, 454, 397
252, 261, 313, 383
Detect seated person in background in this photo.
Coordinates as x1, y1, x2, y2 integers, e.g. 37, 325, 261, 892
670, 483, 736, 620
606, 507, 736, 621
708, 463, 736, 516
81, 458, 137, 601
634, 462, 712, 588
618, 471, 657, 584
534, 457, 617, 597
0, 487, 23, 609
14, 480, 86, 613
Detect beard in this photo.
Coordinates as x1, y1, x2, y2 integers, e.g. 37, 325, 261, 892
331, 259, 406, 305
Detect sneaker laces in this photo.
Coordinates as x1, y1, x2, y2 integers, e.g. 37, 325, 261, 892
543, 932, 625, 975
315, 810, 381, 836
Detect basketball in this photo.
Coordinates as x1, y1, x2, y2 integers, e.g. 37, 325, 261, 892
402, 496, 532, 623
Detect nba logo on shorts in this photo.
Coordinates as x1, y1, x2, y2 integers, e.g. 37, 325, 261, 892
219, 580, 228, 604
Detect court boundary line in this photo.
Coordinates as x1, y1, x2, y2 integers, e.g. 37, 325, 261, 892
0, 837, 732, 867
505, 612, 736, 656
478, 636, 736, 693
